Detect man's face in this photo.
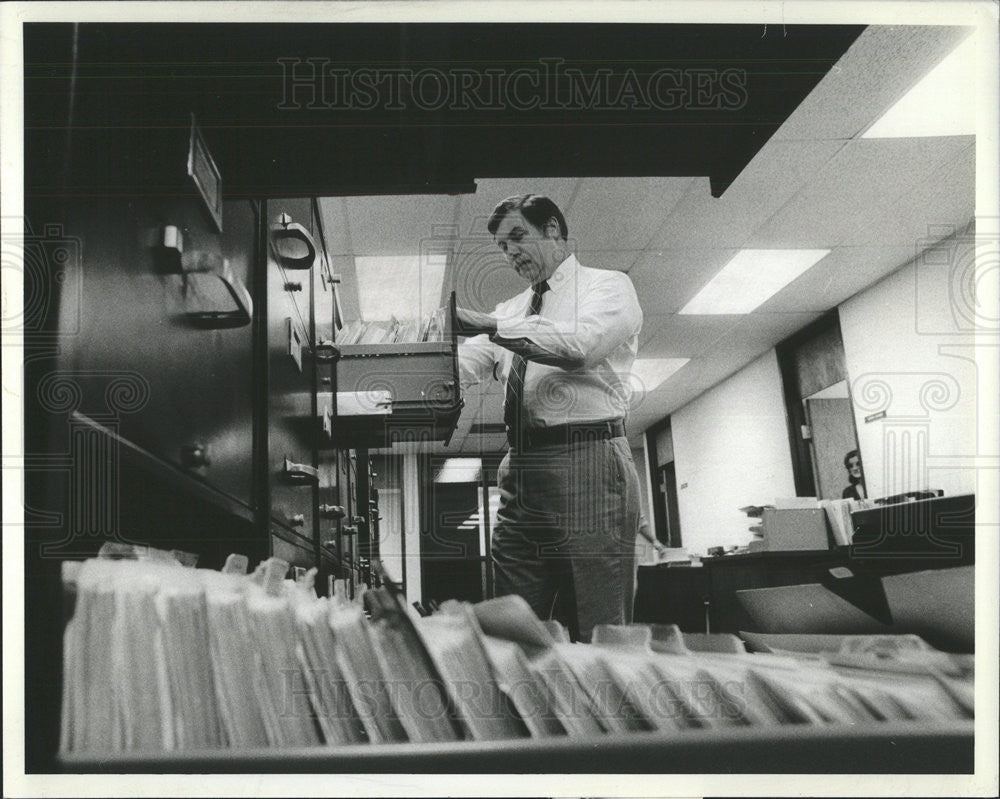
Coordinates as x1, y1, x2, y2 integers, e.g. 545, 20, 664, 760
847, 455, 863, 481
492, 210, 559, 284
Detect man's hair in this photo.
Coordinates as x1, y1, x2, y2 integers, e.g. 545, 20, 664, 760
844, 449, 860, 469
487, 194, 568, 241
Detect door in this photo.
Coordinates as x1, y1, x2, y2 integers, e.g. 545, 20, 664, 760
659, 461, 683, 547
777, 312, 863, 499
805, 387, 864, 501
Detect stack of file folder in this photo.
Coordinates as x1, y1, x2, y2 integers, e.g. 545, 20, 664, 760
60, 553, 974, 756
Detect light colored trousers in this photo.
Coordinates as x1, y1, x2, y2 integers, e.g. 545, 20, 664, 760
492, 436, 641, 642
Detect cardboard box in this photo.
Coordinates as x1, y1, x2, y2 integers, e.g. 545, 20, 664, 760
761, 508, 830, 551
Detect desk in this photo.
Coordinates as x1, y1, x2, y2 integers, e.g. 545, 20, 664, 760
701, 549, 844, 633
634, 546, 972, 635
633, 564, 709, 631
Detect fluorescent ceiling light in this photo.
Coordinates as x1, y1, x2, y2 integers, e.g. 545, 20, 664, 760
355, 253, 447, 321
434, 458, 482, 484
863, 34, 976, 138
679, 249, 830, 314
629, 358, 690, 393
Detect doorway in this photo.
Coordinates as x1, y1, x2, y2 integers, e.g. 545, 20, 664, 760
420, 456, 501, 604
658, 461, 683, 547
776, 312, 863, 499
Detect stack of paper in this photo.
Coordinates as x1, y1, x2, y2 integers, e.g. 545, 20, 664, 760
817, 498, 875, 546
327, 601, 408, 743
292, 596, 366, 745
60, 554, 974, 757
416, 604, 527, 740
157, 567, 224, 749
336, 307, 449, 346
364, 588, 462, 742
201, 569, 272, 747
473, 595, 605, 737
109, 561, 176, 751
61, 559, 121, 753
242, 561, 323, 747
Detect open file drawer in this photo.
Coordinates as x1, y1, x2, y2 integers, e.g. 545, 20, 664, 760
322, 293, 463, 449
56, 722, 975, 773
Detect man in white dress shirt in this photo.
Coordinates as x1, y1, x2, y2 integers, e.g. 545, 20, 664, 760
456, 194, 644, 641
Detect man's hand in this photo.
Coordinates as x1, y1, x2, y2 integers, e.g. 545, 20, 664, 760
454, 307, 498, 336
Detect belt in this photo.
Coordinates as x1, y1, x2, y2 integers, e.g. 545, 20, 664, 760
507, 420, 626, 451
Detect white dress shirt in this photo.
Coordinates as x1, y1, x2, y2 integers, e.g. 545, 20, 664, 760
458, 253, 642, 428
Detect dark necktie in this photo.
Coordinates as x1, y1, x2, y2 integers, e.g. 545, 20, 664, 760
504, 280, 549, 434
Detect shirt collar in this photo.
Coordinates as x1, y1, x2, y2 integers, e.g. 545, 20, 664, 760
544, 252, 578, 295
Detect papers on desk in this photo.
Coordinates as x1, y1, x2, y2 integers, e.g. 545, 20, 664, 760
818, 497, 878, 546
60, 556, 974, 756
651, 546, 690, 566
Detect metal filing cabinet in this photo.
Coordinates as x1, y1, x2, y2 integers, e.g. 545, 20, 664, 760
51, 120, 256, 514
265, 198, 320, 567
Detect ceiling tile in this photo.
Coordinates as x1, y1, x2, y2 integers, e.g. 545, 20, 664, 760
755, 245, 919, 313
575, 250, 643, 273
344, 194, 460, 256
773, 25, 974, 142
748, 136, 973, 248
727, 311, 826, 344
649, 139, 846, 250
564, 178, 692, 252
638, 315, 741, 358
630, 248, 740, 314
854, 142, 975, 247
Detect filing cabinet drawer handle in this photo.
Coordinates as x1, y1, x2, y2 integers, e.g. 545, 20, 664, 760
283, 457, 319, 485
203, 259, 254, 328
270, 213, 317, 270
180, 443, 212, 468
164, 237, 253, 328
320, 504, 346, 520
313, 340, 340, 363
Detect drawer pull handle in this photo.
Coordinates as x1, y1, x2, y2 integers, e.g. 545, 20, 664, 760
181, 443, 211, 468
159, 232, 253, 328
313, 340, 340, 363
319, 504, 346, 520
283, 457, 318, 485
270, 213, 317, 270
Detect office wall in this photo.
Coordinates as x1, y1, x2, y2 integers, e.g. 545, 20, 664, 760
839, 254, 979, 499
671, 351, 797, 555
